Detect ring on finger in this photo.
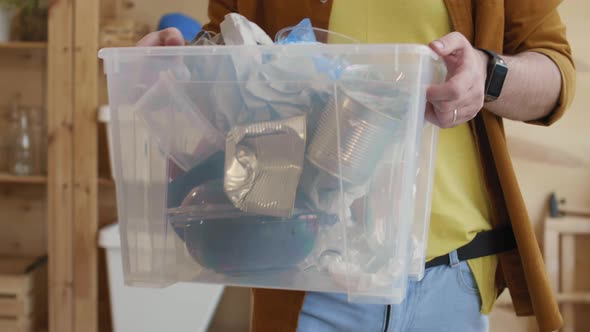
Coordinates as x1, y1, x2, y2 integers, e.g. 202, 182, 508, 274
452, 108, 458, 126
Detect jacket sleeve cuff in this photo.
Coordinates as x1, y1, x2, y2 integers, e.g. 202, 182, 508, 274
524, 48, 576, 126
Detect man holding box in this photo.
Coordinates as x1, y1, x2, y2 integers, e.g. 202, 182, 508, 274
138, 0, 575, 331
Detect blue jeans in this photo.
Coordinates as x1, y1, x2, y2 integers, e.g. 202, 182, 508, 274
297, 250, 488, 332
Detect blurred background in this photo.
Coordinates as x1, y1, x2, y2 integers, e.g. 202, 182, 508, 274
0, 0, 587, 331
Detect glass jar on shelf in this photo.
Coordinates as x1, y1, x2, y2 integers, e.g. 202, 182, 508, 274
6, 101, 45, 176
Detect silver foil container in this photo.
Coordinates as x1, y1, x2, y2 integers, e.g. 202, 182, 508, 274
224, 115, 307, 217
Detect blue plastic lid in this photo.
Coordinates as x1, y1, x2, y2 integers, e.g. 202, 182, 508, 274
158, 13, 202, 41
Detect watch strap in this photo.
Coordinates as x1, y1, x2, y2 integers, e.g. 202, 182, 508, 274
478, 48, 508, 102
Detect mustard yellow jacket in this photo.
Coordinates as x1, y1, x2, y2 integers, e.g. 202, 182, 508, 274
203, 1, 576, 331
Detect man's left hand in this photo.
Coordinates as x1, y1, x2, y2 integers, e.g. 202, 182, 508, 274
426, 32, 488, 128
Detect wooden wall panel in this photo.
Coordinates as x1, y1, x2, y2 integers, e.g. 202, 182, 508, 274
47, 0, 75, 330
72, 0, 100, 329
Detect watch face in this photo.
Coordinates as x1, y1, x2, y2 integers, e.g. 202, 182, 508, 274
488, 63, 508, 97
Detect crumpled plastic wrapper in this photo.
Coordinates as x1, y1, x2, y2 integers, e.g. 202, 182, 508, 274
224, 115, 307, 217
183, 14, 275, 135
212, 16, 335, 134
179, 16, 353, 170
324, 220, 408, 292
298, 163, 368, 223
204, 15, 350, 127
185, 15, 313, 132
276, 18, 351, 80
133, 70, 225, 171
275, 18, 317, 45
182, 60, 245, 135
190, 30, 225, 46
327, 255, 408, 292
220, 13, 274, 46
242, 57, 332, 121
185, 27, 245, 133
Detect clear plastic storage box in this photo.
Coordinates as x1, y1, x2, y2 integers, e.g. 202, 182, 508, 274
99, 43, 444, 304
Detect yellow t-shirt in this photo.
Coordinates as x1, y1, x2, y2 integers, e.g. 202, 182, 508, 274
329, 0, 498, 314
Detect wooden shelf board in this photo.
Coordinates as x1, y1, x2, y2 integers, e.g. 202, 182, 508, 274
0, 173, 115, 186
0, 42, 47, 50
0, 173, 47, 184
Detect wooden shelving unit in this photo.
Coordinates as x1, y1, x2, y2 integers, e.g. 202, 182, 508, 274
0, 42, 47, 50
0, 42, 48, 315
0, 173, 48, 184
0, 11, 50, 332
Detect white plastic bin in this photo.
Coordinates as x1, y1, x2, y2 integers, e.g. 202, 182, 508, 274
99, 223, 224, 332
99, 43, 444, 304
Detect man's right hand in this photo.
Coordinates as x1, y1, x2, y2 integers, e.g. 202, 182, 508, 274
136, 27, 185, 46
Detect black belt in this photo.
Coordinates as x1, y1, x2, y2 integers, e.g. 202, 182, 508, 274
425, 227, 517, 269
